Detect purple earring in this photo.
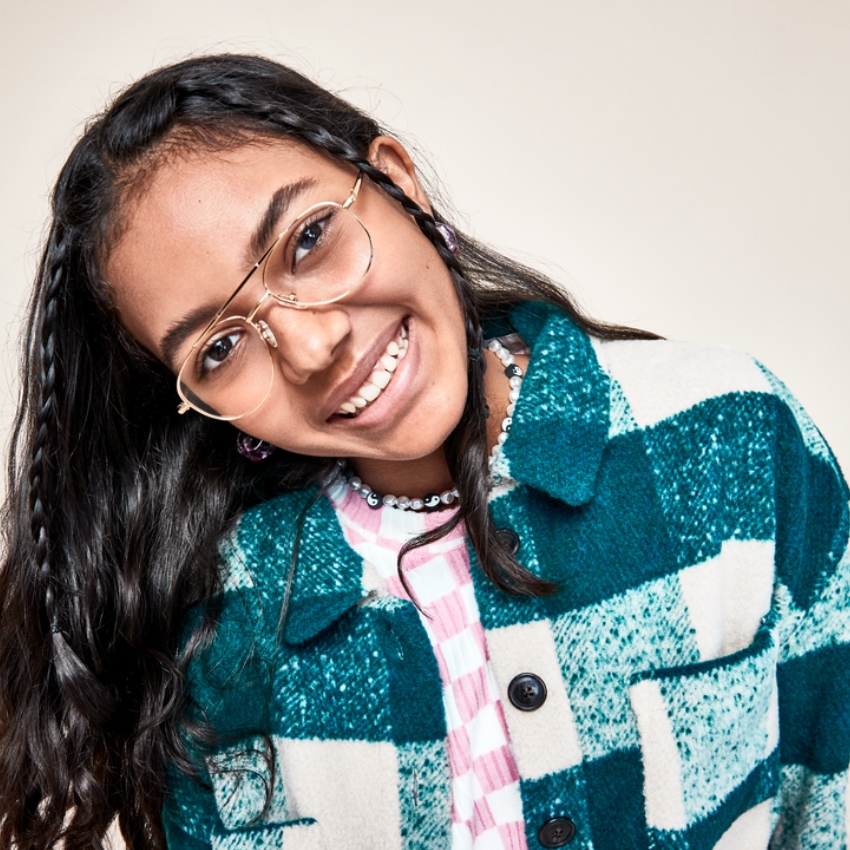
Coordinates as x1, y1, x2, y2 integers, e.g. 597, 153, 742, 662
434, 221, 460, 257
236, 431, 276, 462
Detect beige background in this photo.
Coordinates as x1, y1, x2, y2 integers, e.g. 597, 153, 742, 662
1, 0, 848, 480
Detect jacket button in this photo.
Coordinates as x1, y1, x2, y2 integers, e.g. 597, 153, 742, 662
508, 673, 547, 711
497, 527, 520, 555
538, 817, 576, 847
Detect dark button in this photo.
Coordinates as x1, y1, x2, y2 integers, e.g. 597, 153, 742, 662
508, 672, 547, 711
497, 527, 520, 555
538, 817, 576, 847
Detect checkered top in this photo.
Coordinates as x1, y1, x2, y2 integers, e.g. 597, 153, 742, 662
328, 479, 527, 850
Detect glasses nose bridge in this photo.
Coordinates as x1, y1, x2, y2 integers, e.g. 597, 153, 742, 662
245, 287, 277, 323
244, 289, 281, 349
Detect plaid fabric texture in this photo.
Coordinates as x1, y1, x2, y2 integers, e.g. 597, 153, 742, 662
328, 481, 527, 849
163, 302, 850, 850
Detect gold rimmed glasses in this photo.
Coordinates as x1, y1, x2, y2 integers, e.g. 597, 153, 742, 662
175, 173, 372, 421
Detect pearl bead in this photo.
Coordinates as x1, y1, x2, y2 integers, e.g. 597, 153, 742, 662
396, 496, 410, 510
382, 494, 397, 507
509, 389, 520, 402
349, 476, 362, 490
509, 376, 522, 389
410, 499, 424, 511
440, 489, 455, 505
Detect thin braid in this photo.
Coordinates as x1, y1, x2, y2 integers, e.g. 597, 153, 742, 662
174, 78, 470, 277
29, 225, 65, 636
29, 224, 115, 726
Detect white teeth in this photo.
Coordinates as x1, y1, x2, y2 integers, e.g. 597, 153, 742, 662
335, 324, 409, 416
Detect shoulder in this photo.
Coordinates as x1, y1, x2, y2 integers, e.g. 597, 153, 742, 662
220, 486, 336, 593
592, 336, 774, 430
592, 334, 841, 475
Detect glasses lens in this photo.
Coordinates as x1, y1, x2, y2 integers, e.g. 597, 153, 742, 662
263, 203, 372, 305
177, 318, 274, 420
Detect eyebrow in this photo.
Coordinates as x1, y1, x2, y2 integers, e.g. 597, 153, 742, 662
246, 177, 319, 262
160, 305, 219, 371
158, 177, 319, 369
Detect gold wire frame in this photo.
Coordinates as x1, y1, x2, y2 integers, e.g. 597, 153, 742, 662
175, 173, 373, 421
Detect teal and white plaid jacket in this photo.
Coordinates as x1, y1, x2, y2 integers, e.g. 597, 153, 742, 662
164, 302, 850, 850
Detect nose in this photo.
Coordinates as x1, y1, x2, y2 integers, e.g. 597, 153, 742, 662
261, 302, 352, 385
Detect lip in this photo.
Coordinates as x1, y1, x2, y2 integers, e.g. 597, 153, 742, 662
326, 317, 418, 430
321, 317, 408, 422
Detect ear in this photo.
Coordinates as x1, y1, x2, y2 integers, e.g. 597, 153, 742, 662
366, 136, 432, 214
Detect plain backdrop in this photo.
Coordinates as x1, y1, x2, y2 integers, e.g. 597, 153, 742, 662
1, 0, 848, 490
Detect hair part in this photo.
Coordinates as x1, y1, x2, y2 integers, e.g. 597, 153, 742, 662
0, 53, 658, 849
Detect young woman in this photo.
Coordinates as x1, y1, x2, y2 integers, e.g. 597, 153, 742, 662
0, 54, 847, 850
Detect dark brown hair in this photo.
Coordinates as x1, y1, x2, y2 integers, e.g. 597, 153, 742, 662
0, 54, 656, 849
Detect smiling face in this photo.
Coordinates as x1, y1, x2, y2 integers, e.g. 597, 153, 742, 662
106, 136, 469, 487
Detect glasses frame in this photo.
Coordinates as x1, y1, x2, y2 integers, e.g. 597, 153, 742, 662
175, 172, 372, 421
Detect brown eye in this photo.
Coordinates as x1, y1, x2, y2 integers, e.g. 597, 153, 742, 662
291, 212, 333, 268
198, 330, 242, 377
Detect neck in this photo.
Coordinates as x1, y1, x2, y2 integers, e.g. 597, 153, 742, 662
346, 346, 529, 500
350, 446, 453, 499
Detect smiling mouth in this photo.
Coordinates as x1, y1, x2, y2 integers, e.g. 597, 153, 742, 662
336, 324, 409, 417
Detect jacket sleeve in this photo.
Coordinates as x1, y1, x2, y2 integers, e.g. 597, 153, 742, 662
766, 369, 850, 847
161, 750, 218, 849
163, 810, 214, 850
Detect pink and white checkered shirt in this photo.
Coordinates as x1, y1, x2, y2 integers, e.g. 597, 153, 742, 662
328, 479, 528, 850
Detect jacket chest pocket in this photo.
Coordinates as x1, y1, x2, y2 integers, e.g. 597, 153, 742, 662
206, 736, 407, 850
628, 615, 780, 844
205, 737, 322, 849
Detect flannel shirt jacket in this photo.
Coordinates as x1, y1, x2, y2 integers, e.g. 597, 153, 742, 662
163, 301, 850, 850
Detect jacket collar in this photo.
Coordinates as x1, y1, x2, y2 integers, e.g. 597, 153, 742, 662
493, 302, 611, 506
237, 303, 611, 645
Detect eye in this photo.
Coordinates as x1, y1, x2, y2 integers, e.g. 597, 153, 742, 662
198, 329, 242, 377
292, 212, 333, 268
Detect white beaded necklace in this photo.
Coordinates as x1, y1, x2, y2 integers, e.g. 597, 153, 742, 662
343, 337, 522, 511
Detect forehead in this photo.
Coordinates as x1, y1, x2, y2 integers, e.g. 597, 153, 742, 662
106, 139, 351, 358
